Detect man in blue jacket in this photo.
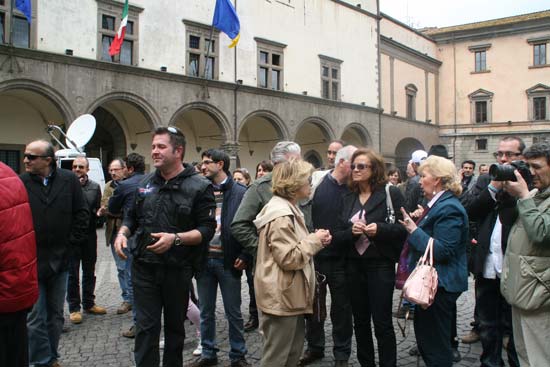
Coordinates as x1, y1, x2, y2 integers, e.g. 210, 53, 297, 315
190, 149, 250, 367
108, 152, 146, 338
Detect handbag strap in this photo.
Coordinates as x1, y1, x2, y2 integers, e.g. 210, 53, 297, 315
420, 237, 434, 266
385, 183, 395, 224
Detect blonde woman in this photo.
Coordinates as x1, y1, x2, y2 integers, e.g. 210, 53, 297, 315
254, 160, 332, 367
399, 155, 469, 367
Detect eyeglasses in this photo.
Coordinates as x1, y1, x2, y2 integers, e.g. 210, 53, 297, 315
327, 150, 338, 155
72, 165, 86, 169
24, 154, 48, 161
308, 176, 313, 185
201, 160, 216, 165
493, 151, 521, 158
351, 163, 372, 170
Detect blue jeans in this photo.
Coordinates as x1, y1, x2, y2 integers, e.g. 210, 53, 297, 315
196, 258, 246, 362
27, 271, 68, 366
111, 244, 133, 305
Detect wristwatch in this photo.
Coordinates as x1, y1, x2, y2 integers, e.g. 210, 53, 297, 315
173, 233, 183, 246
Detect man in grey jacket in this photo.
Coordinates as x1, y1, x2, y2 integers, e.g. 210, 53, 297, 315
501, 142, 550, 367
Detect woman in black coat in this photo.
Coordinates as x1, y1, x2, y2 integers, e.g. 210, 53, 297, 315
333, 148, 407, 367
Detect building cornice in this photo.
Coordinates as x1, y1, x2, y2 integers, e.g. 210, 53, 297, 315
253, 37, 287, 49
330, 0, 378, 20
182, 19, 220, 33
380, 35, 441, 73
318, 54, 343, 64
0, 45, 380, 114
426, 17, 550, 44
95, 0, 144, 14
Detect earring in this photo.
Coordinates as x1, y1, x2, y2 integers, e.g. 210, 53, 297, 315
433, 190, 436, 196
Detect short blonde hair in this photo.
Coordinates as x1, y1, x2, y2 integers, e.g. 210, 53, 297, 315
272, 159, 314, 200
418, 156, 462, 196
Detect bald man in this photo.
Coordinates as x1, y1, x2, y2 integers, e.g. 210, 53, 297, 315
20, 140, 89, 367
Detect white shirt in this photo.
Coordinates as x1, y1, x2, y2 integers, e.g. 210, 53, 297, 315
483, 187, 503, 279
427, 190, 446, 208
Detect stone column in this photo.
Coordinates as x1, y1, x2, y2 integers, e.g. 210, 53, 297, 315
222, 142, 240, 170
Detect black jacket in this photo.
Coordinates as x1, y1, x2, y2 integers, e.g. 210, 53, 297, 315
123, 165, 217, 270
214, 177, 250, 277
332, 185, 407, 263
461, 174, 518, 275
20, 167, 89, 280
108, 172, 145, 216
81, 178, 101, 233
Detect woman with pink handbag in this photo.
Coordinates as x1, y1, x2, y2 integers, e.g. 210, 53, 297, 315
399, 156, 469, 367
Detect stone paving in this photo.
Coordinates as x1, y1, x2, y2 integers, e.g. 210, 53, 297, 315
58, 229, 491, 367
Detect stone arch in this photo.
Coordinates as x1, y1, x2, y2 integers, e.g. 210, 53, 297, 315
340, 122, 372, 147
170, 102, 232, 142
86, 91, 161, 130
0, 78, 76, 123
295, 116, 336, 142
303, 149, 323, 169
238, 110, 289, 141
395, 137, 424, 172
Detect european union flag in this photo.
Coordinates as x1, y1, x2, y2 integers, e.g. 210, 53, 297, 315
16, 0, 32, 23
213, 0, 240, 48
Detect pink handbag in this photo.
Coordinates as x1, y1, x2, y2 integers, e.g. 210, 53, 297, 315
402, 238, 438, 309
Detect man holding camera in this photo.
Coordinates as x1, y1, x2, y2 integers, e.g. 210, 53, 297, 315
500, 142, 550, 366
461, 136, 522, 367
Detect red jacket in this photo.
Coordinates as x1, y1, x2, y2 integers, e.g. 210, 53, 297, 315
0, 162, 38, 313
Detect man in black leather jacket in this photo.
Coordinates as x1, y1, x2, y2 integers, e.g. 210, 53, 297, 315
114, 127, 216, 367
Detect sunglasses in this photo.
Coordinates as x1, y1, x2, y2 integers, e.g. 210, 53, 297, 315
351, 163, 372, 170
24, 154, 49, 161
72, 165, 86, 169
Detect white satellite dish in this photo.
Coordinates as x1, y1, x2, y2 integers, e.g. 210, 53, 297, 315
65, 114, 96, 150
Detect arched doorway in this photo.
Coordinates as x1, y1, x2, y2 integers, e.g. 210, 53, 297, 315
238, 111, 286, 174
341, 123, 372, 148
295, 118, 334, 169
0, 84, 71, 173
395, 137, 424, 173
170, 105, 229, 165
87, 107, 127, 169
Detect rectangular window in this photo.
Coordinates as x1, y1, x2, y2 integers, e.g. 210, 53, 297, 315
475, 50, 486, 72
120, 40, 133, 65
475, 139, 488, 151
0, 12, 4, 43
534, 43, 547, 66
534, 97, 547, 120
12, 16, 29, 47
189, 53, 200, 76
126, 20, 134, 35
101, 35, 113, 61
256, 40, 284, 90
184, 21, 219, 79
102, 15, 115, 30
475, 101, 488, 123
0, 150, 20, 173
406, 94, 415, 119
320, 57, 342, 101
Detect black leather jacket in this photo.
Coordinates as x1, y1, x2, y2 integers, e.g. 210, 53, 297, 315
123, 165, 217, 270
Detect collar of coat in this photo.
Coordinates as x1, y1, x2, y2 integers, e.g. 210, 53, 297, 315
253, 195, 303, 231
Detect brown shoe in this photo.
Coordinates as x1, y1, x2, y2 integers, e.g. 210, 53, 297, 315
298, 350, 324, 366
187, 357, 218, 367
461, 329, 480, 344
243, 315, 258, 332
51, 361, 62, 367
117, 301, 132, 315
69, 311, 82, 324
85, 305, 107, 315
122, 325, 135, 338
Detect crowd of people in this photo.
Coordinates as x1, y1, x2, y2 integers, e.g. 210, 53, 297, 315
1, 129, 549, 367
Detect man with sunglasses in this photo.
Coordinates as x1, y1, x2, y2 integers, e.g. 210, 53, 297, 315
66, 157, 106, 325
461, 136, 524, 367
114, 127, 216, 367
20, 140, 89, 367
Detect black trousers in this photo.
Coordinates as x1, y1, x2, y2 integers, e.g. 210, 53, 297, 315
67, 233, 98, 312
414, 288, 460, 367
348, 260, 396, 367
305, 257, 353, 361
476, 277, 519, 367
245, 266, 257, 319
132, 261, 192, 367
0, 309, 29, 367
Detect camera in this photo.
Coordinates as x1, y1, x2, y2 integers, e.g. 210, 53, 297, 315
489, 160, 533, 186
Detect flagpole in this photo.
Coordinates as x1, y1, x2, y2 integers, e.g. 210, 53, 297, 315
203, 26, 215, 80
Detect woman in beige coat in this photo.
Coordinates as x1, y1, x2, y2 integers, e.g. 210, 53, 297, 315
254, 159, 332, 367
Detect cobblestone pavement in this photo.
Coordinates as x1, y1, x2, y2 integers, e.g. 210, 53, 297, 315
58, 229, 490, 367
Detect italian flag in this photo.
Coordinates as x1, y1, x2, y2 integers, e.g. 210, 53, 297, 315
109, 0, 129, 56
